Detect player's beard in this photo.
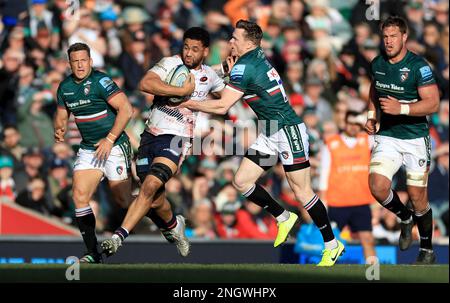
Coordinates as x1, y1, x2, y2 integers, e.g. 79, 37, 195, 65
386, 42, 403, 59
183, 56, 203, 69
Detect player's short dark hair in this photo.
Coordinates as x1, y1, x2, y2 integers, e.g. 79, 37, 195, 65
183, 27, 210, 47
67, 43, 91, 59
235, 19, 263, 46
381, 16, 408, 34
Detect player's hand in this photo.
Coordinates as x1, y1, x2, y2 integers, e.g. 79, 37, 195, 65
364, 119, 377, 135
94, 138, 113, 161
379, 95, 401, 115
54, 128, 65, 142
181, 74, 195, 96
226, 55, 237, 73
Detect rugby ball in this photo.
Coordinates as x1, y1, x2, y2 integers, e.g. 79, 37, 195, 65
165, 64, 191, 103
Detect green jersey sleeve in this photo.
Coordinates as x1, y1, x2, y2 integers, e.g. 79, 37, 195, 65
228, 63, 254, 92
415, 62, 436, 87
97, 75, 122, 101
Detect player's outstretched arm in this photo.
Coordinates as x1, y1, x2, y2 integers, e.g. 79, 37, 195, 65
53, 106, 69, 142
139, 71, 195, 97
180, 85, 243, 115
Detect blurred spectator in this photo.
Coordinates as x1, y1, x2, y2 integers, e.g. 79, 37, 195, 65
284, 61, 304, 96
185, 199, 217, 239
16, 62, 37, 106
289, 93, 305, 117
0, 48, 23, 128
430, 100, 449, 144
14, 147, 46, 194
421, 21, 446, 73
405, 0, 425, 40
118, 29, 150, 92
68, 8, 106, 68
0, 125, 25, 166
158, 0, 203, 30
15, 177, 51, 215
318, 111, 376, 260
17, 89, 54, 149
235, 201, 278, 239
22, 0, 59, 51
214, 200, 243, 238
303, 77, 333, 123
224, 0, 271, 30
99, 7, 122, 61
0, 155, 16, 202
429, 143, 449, 235
204, 10, 233, 43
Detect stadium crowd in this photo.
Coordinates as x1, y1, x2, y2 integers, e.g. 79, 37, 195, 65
0, 0, 448, 245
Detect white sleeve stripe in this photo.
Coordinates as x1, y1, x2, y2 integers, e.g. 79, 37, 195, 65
225, 85, 243, 94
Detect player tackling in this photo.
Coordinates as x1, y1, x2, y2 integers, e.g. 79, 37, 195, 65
178, 20, 345, 266
101, 27, 226, 257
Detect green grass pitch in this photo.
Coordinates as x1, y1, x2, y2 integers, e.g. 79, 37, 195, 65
0, 264, 448, 283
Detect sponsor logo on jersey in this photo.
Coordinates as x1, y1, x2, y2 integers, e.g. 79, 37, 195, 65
375, 81, 404, 91
200, 76, 208, 82
419, 66, 433, 81
230, 64, 246, 81
84, 84, 90, 95
116, 166, 123, 175
99, 76, 114, 89
84, 81, 92, 85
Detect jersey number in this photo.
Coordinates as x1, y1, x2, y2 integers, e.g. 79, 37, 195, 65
266, 68, 288, 103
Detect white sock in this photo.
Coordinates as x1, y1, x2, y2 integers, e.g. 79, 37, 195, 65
324, 239, 338, 250
276, 210, 290, 223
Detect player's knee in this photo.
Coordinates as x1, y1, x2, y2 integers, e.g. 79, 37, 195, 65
232, 175, 251, 193
369, 176, 391, 202
408, 189, 427, 205
140, 179, 161, 201
72, 187, 90, 207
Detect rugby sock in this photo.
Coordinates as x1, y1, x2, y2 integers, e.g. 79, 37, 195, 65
75, 206, 99, 255
380, 190, 412, 221
304, 194, 336, 245
243, 184, 285, 219
114, 227, 129, 242
146, 210, 177, 230
415, 205, 433, 250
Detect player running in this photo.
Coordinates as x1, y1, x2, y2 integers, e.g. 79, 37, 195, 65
54, 43, 134, 263
365, 16, 440, 264
178, 20, 345, 266
101, 27, 226, 258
